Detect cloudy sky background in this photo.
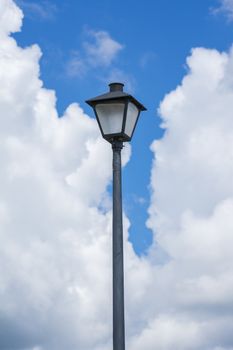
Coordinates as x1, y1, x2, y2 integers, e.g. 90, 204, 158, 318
1, 0, 233, 349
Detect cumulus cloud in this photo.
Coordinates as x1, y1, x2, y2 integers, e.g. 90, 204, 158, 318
0, 1, 131, 349
146, 46, 233, 349
0, 0, 23, 35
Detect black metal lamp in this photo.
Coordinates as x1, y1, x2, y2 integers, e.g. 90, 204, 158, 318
86, 83, 146, 350
86, 82, 146, 143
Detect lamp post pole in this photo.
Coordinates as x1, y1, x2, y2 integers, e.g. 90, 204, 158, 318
112, 140, 125, 350
86, 83, 146, 350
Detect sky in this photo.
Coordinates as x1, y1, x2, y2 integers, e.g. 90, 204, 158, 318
1, 0, 233, 349
11, 0, 233, 255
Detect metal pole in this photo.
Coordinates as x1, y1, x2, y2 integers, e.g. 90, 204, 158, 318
112, 140, 125, 350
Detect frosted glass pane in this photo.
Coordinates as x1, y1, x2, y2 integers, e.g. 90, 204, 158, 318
125, 102, 139, 137
96, 103, 125, 135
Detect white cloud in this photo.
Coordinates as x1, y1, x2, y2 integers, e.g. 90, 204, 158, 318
0, 2, 130, 349
0, 0, 23, 35
66, 30, 123, 78
146, 46, 233, 349
65, 50, 87, 78
84, 30, 123, 67
16, 0, 58, 21
65, 29, 130, 89
211, 0, 233, 21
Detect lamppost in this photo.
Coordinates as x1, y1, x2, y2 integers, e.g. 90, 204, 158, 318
86, 82, 146, 350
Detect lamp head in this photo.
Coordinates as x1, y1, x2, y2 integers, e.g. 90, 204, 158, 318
86, 83, 146, 143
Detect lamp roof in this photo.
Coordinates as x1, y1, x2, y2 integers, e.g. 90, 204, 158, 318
86, 82, 146, 111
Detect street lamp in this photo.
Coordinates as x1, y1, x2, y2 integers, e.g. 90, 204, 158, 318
86, 82, 146, 350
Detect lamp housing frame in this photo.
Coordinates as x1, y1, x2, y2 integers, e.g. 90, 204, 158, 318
86, 83, 146, 143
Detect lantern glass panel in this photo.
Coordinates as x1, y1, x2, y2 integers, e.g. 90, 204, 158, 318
95, 103, 125, 135
124, 102, 139, 138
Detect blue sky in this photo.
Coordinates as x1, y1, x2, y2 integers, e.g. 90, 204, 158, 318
13, 0, 233, 255
2, 1, 233, 349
